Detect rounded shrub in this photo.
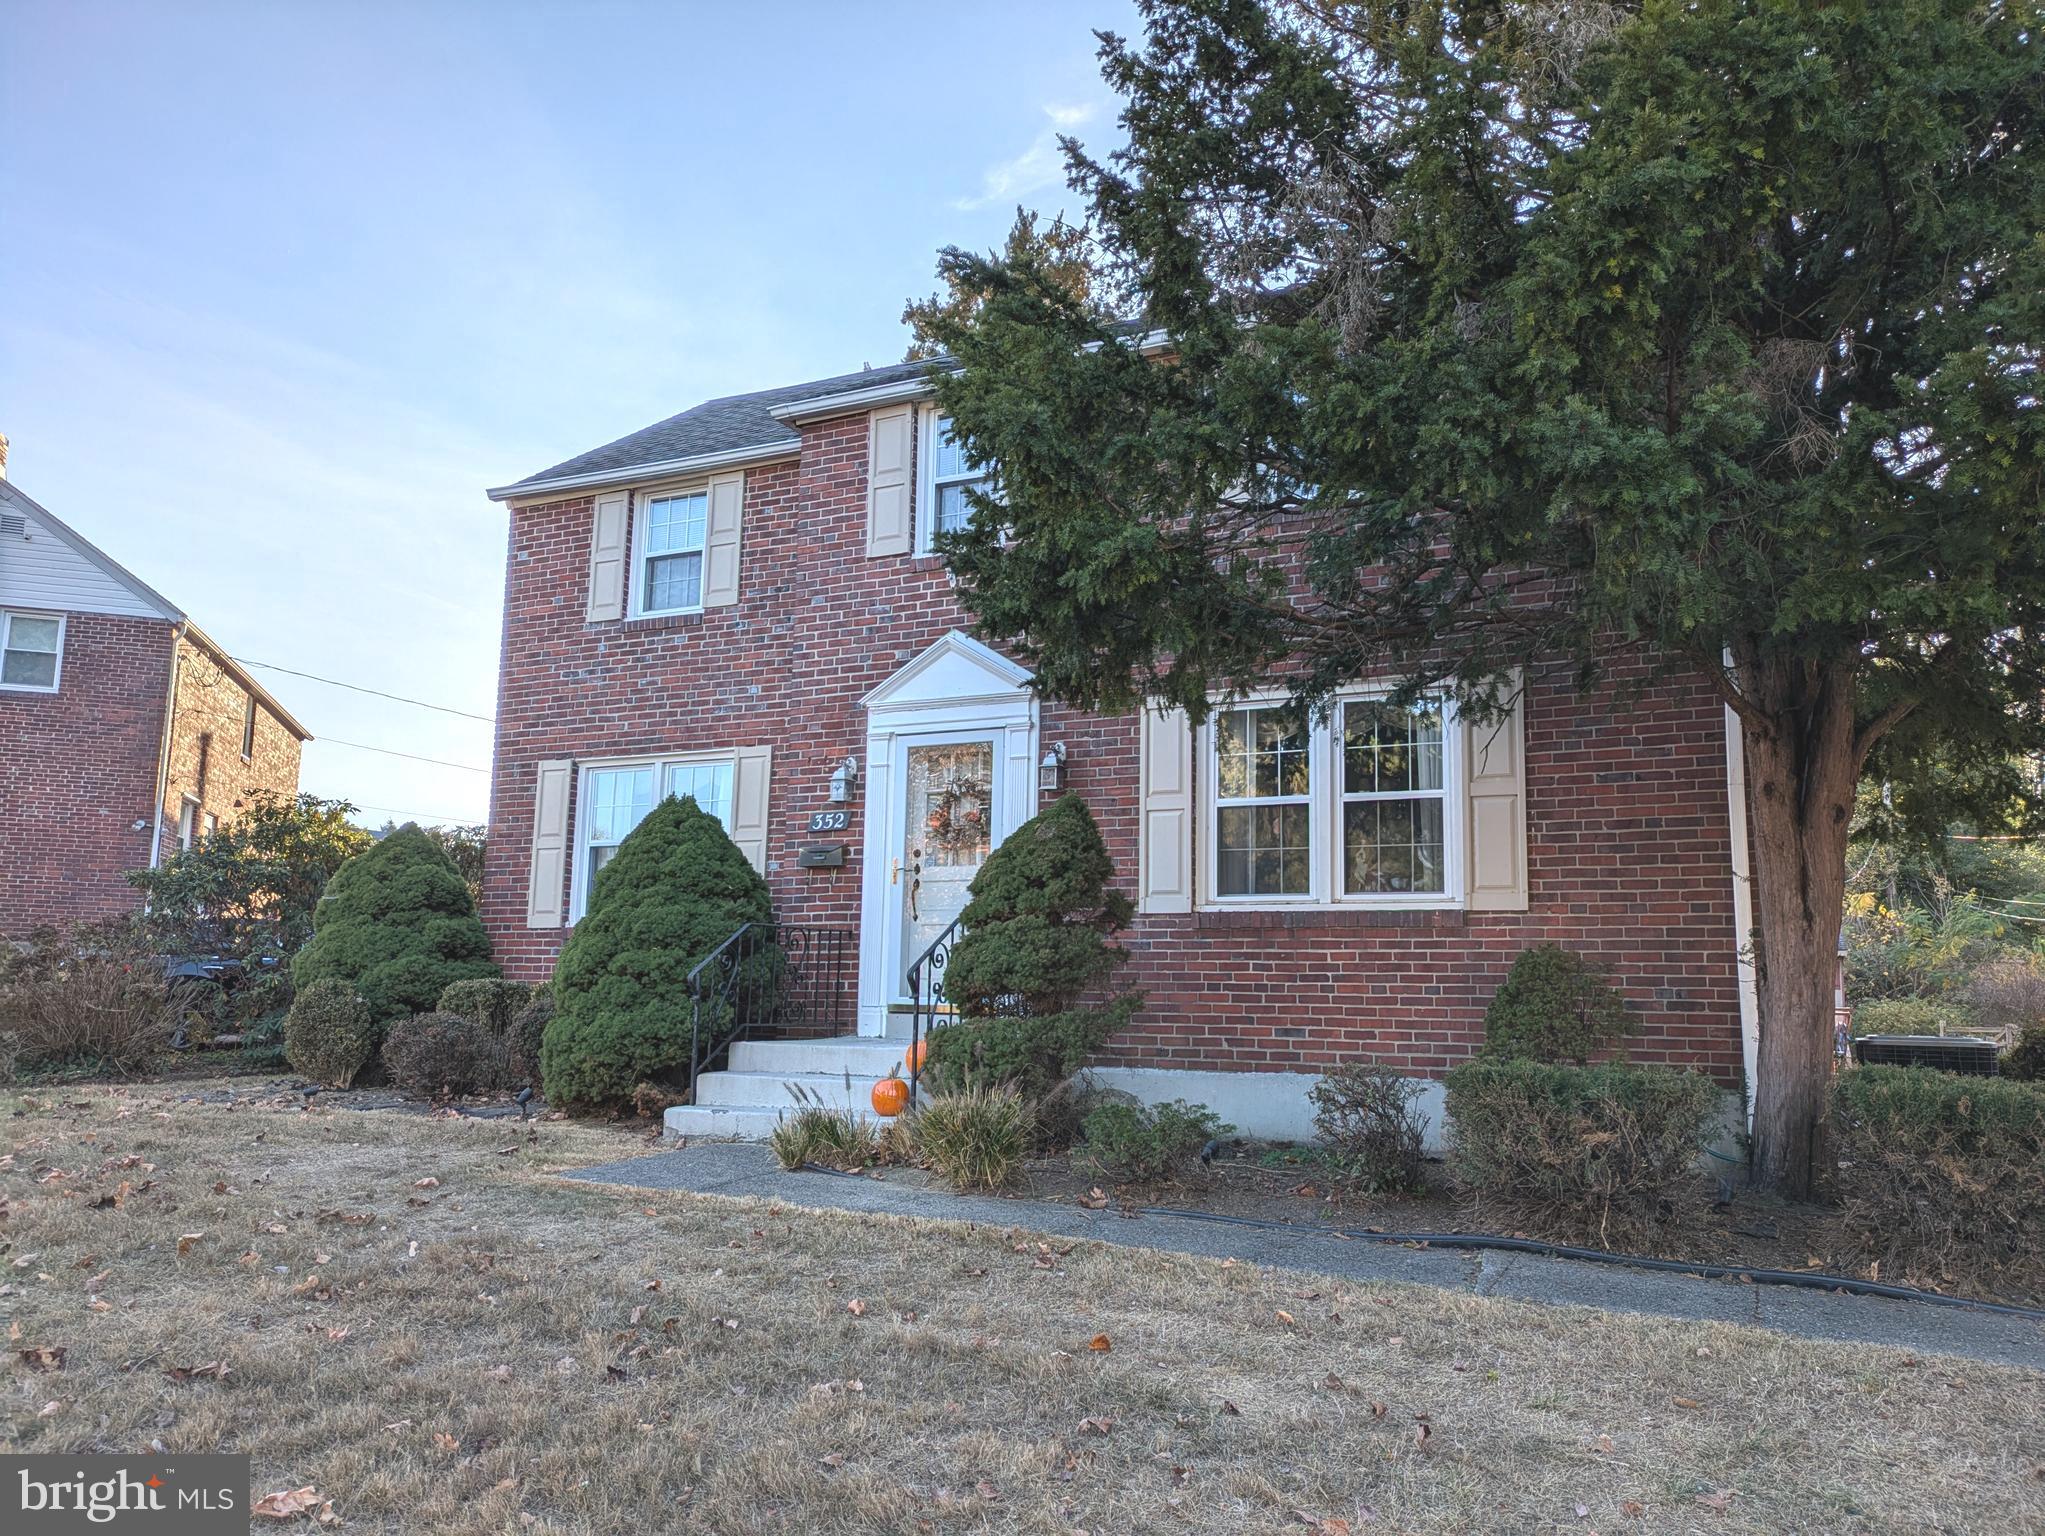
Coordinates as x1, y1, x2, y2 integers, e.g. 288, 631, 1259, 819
925, 795, 1140, 1098
292, 825, 498, 1023
1850, 996, 1978, 1038
1832, 1065, 2045, 1292
283, 978, 381, 1088
1077, 1099, 1230, 1184
542, 796, 774, 1113
1444, 1059, 1720, 1246
1481, 944, 1634, 1063
1309, 1058, 1429, 1194
436, 978, 532, 1039
509, 986, 553, 1084
2003, 1025, 2045, 1082
382, 1011, 509, 1099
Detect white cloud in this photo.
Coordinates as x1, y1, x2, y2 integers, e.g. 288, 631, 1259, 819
953, 102, 1099, 211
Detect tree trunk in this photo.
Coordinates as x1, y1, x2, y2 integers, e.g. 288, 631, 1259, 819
1741, 655, 1862, 1198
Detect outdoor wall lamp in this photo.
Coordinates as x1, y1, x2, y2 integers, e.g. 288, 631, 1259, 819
828, 755, 860, 803
1038, 741, 1067, 795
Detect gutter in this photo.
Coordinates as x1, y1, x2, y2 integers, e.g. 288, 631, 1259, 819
485, 439, 801, 504
765, 371, 948, 425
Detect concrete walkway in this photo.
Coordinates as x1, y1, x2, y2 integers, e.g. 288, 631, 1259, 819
565, 1141, 2045, 1372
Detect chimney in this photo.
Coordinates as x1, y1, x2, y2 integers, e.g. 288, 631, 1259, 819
0, 433, 9, 481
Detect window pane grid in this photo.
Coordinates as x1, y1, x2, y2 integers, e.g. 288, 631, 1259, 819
1, 614, 60, 689
1339, 700, 1446, 896
1213, 706, 1312, 897
639, 491, 708, 613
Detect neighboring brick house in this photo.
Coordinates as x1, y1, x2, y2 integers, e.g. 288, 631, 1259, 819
0, 470, 311, 940
481, 362, 1760, 1138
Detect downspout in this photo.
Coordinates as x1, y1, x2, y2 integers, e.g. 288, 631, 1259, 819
147, 622, 187, 873
1723, 702, 1761, 1128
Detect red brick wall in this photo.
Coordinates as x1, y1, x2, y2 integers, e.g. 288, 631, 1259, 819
483, 413, 1744, 1084
154, 636, 305, 866
0, 613, 175, 937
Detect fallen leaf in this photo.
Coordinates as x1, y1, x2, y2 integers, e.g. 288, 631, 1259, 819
176, 1233, 204, 1257
1672, 1396, 1703, 1411
818, 1452, 846, 1469
1077, 1415, 1115, 1435
846, 1298, 867, 1317
413, 1177, 441, 1190
164, 1361, 232, 1383
1695, 1490, 1734, 1513
1621, 1499, 1646, 1517
252, 1487, 322, 1519
17, 1346, 66, 1371
432, 1431, 460, 1453
37, 1399, 62, 1417
1275, 1309, 1296, 1327
1087, 1333, 1112, 1353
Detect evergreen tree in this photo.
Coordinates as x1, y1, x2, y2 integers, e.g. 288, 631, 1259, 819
912, 0, 2045, 1194
542, 796, 774, 1112
291, 824, 498, 1022
926, 795, 1141, 1097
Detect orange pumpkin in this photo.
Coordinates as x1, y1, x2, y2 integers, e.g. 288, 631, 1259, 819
871, 1077, 911, 1118
906, 1038, 930, 1073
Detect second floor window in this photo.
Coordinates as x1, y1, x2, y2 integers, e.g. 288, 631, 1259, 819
635, 489, 708, 615
922, 414, 993, 550
0, 611, 62, 691
241, 696, 257, 759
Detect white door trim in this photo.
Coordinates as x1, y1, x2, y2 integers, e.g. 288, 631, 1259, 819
858, 631, 1038, 1036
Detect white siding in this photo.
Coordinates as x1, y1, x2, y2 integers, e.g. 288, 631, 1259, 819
0, 510, 169, 618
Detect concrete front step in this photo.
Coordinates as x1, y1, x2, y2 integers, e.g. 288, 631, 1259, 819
666, 1034, 921, 1141
727, 1037, 915, 1076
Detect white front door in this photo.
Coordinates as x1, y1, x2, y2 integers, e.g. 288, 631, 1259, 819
891, 734, 998, 1002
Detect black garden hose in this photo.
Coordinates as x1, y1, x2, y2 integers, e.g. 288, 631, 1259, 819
797, 1162, 2045, 1322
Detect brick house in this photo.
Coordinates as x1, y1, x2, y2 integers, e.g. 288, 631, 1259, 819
481, 363, 1760, 1138
0, 466, 311, 940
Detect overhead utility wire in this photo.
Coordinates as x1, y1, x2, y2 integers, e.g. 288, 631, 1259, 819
316, 737, 491, 774
231, 657, 496, 723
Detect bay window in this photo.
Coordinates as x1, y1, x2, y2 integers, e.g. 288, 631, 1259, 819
1204, 693, 1461, 907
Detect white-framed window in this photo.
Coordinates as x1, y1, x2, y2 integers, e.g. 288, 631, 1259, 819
203, 812, 219, 842
571, 752, 737, 919
241, 696, 257, 760
0, 610, 63, 692
178, 796, 201, 852
1202, 692, 1461, 908
630, 483, 709, 617
918, 412, 995, 552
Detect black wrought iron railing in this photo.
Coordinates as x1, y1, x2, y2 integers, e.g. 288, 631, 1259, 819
686, 923, 855, 1093
903, 914, 965, 1104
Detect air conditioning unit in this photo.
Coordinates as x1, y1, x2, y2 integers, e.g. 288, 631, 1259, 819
1852, 1034, 2002, 1076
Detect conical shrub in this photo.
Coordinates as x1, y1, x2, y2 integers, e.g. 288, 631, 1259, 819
291, 824, 497, 1024
542, 796, 774, 1112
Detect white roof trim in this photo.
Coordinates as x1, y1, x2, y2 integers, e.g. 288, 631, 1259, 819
767, 372, 950, 425
0, 480, 182, 622
487, 439, 800, 503
862, 629, 1034, 713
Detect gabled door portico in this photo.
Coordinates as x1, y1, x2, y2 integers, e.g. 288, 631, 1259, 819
857, 631, 1038, 1037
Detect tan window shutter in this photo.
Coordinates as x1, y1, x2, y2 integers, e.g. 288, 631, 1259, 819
866, 405, 914, 557
585, 491, 630, 621
1463, 673, 1528, 910
526, 759, 573, 928
701, 471, 744, 607
730, 745, 773, 874
1137, 705, 1195, 914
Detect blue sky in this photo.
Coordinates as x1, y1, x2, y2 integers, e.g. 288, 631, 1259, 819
1, 0, 1135, 828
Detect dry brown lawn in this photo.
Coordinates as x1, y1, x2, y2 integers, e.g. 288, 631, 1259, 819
2, 1082, 2041, 1535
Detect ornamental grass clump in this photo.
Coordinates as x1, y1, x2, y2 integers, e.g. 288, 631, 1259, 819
923, 795, 1140, 1100
1831, 1065, 2045, 1294
1444, 1059, 1719, 1248
542, 797, 776, 1113
913, 1086, 1034, 1191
